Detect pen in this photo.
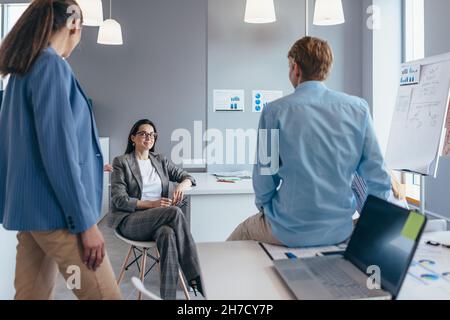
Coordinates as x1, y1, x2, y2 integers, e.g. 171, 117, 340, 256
426, 240, 450, 249
217, 179, 236, 183
285, 252, 298, 259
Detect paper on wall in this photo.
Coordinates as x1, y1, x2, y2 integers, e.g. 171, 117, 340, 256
252, 90, 283, 113
400, 64, 421, 86
213, 89, 245, 112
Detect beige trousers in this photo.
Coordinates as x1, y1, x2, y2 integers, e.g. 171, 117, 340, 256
227, 212, 282, 245
14, 230, 122, 300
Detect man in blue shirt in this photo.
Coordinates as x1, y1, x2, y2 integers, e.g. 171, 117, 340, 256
228, 37, 392, 248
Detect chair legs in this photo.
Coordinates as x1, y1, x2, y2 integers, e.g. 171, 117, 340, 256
138, 248, 148, 300
118, 245, 191, 300
117, 246, 133, 285
179, 269, 191, 300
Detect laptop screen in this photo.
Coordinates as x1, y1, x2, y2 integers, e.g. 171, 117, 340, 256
344, 195, 426, 298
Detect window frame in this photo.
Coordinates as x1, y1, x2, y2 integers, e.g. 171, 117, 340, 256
402, 0, 425, 205
0, 3, 30, 90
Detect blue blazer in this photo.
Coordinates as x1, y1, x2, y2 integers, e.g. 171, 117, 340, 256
0, 47, 103, 234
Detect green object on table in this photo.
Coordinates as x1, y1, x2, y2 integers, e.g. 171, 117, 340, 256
401, 211, 425, 241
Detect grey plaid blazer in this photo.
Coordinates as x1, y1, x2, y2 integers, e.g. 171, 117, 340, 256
106, 152, 196, 229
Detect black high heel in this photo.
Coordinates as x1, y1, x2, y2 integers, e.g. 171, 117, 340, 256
191, 285, 198, 297
190, 277, 204, 297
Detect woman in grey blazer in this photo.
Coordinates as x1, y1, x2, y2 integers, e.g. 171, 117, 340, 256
108, 119, 202, 300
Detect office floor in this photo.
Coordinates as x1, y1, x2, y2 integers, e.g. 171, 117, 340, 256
53, 219, 204, 300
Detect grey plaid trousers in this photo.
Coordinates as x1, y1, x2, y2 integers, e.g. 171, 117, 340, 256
118, 206, 201, 300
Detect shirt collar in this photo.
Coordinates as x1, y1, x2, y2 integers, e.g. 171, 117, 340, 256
45, 46, 65, 60
45, 45, 57, 55
295, 80, 326, 92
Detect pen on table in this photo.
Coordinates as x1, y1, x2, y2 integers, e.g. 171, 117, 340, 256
426, 240, 450, 249
285, 252, 298, 259
217, 179, 236, 183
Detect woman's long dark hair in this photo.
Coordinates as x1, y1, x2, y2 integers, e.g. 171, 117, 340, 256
0, 0, 82, 76
125, 119, 158, 154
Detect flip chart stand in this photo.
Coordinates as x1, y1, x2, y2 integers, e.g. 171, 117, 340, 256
420, 175, 426, 215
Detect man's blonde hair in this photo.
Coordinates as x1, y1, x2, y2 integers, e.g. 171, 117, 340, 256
288, 36, 333, 81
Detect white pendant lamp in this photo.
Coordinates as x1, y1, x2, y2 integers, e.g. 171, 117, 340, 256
77, 0, 103, 26
313, 0, 345, 26
97, 0, 123, 45
244, 0, 276, 24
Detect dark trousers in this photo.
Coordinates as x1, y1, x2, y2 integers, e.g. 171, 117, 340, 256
119, 206, 201, 300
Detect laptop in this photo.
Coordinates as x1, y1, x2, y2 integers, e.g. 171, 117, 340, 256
273, 195, 427, 300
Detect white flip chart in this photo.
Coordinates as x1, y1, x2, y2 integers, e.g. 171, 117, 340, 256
386, 53, 450, 177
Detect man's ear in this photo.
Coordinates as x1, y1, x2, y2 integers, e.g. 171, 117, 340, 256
69, 27, 77, 35
296, 63, 301, 78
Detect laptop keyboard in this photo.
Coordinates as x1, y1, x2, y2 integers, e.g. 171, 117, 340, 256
303, 258, 373, 299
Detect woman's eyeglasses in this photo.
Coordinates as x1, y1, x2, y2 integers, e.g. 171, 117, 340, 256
136, 131, 158, 139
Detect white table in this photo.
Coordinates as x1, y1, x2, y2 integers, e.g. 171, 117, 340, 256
197, 232, 450, 300
397, 231, 450, 300
197, 241, 295, 300
185, 173, 256, 242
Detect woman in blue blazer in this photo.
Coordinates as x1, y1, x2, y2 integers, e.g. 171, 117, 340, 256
0, 0, 121, 299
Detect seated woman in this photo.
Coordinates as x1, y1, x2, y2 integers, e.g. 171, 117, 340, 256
107, 119, 202, 300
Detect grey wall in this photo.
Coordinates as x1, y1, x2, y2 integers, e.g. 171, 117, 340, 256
207, 0, 306, 172
207, 0, 365, 172
372, 0, 402, 154
310, 0, 364, 96
1, 0, 366, 173
424, 0, 450, 220
68, 0, 207, 162
362, 0, 374, 111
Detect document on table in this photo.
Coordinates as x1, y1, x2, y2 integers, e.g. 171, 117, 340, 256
400, 238, 450, 300
260, 242, 346, 260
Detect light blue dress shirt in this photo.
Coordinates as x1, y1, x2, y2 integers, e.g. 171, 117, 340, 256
253, 81, 392, 248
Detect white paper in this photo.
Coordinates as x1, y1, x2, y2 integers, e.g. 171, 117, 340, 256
213, 89, 245, 112
400, 64, 421, 86
398, 237, 450, 300
392, 86, 413, 124
252, 90, 283, 113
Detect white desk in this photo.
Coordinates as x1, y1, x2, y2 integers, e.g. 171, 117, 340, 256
197, 232, 450, 300
197, 241, 295, 300
185, 173, 256, 242
397, 231, 450, 300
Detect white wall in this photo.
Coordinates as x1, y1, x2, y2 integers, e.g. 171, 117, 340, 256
371, 0, 403, 155
0, 226, 17, 300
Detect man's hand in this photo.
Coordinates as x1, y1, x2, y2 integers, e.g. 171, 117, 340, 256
80, 224, 105, 271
